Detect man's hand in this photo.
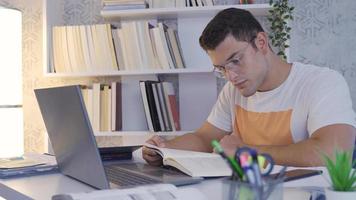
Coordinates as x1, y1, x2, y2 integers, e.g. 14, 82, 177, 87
219, 134, 244, 157
142, 135, 166, 166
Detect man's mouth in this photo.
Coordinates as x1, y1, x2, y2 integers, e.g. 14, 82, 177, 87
233, 79, 247, 89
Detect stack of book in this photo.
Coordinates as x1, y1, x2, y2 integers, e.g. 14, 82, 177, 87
102, 0, 148, 11
52, 24, 118, 73
139, 81, 180, 132
51, 22, 185, 73
115, 21, 185, 70
81, 82, 122, 132
147, 0, 214, 8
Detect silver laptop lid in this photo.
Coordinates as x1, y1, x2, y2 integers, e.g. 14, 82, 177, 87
35, 85, 110, 189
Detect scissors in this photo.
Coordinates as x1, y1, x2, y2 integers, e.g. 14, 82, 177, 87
234, 147, 275, 177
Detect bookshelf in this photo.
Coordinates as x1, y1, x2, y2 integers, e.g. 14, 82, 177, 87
43, 2, 271, 76
43, 1, 272, 144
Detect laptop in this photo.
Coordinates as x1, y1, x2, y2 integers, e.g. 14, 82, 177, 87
34, 85, 202, 189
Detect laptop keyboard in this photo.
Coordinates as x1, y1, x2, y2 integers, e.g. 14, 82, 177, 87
105, 165, 161, 187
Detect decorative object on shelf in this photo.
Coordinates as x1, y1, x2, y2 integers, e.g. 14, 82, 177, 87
267, 0, 294, 60
239, 0, 254, 4
322, 149, 356, 199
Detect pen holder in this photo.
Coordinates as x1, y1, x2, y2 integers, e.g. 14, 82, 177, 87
222, 177, 283, 200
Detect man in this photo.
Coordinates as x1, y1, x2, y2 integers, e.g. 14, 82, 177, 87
142, 8, 356, 167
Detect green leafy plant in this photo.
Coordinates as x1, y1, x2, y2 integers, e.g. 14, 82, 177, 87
322, 150, 356, 191
268, 0, 294, 60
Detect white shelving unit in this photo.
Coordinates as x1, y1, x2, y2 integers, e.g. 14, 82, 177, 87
43, 1, 272, 145
43, 67, 212, 78
94, 131, 190, 146
43, 3, 271, 77
101, 4, 270, 20
94, 130, 189, 136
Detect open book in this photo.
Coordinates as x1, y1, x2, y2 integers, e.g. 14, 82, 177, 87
145, 143, 232, 177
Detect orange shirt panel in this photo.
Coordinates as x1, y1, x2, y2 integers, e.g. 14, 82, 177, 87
234, 105, 293, 146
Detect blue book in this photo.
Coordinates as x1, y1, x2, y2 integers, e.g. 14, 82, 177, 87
0, 153, 58, 179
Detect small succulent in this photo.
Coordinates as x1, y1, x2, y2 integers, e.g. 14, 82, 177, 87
322, 150, 356, 191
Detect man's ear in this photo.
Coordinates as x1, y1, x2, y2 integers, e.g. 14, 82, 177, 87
254, 32, 269, 54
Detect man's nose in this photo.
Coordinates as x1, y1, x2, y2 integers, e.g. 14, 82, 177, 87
226, 69, 239, 81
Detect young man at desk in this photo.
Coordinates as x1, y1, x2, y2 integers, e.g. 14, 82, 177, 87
142, 8, 356, 167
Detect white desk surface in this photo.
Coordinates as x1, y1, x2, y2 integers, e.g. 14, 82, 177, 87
0, 149, 330, 200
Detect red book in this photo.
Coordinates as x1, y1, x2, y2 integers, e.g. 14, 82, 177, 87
162, 82, 180, 131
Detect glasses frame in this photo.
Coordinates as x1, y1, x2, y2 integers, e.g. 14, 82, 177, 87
213, 43, 251, 79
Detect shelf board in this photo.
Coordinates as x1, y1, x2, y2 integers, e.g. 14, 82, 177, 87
44, 68, 213, 77
94, 131, 191, 137
101, 4, 271, 20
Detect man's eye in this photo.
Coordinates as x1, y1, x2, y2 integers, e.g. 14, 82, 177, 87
230, 59, 240, 65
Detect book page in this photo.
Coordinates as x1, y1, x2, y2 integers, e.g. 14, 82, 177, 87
144, 143, 232, 177
144, 143, 215, 158
167, 156, 232, 177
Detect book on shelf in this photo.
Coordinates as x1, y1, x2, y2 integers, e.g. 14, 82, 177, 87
144, 143, 232, 177
139, 81, 155, 132
51, 22, 185, 73
92, 83, 101, 132
152, 82, 166, 131
144, 80, 161, 131
136, 20, 159, 69
111, 82, 122, 131
139, 80, 180, 132
101, 0, 148, 10
162, 81, 180, 131
79, 25, 93, 69
111, 28, 125, 70
167, 28, 185, 69
146, 0, 214, 8
100, 85, 111, 131
157, 22, 175, 69
81, 82, 123, 132
52, 24, 118, 73
155, 82, 171, 131
121, 21, 144, 69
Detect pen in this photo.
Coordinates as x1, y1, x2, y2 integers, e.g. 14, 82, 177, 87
263, 166, 288, 200
211, 140, 243, 179
275, 166, 287, 179
249, 149, 263, 187
240, 154, 256, 184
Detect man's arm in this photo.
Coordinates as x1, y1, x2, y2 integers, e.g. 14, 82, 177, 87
220, 124, 356, 167
164, 121, 229, 152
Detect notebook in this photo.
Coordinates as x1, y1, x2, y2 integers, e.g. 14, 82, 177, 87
52, 184, 206, 200
0, 153, 58, 179
34, 85, 202, 189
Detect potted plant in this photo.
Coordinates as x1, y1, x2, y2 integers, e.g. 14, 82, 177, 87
322, 149, 356, 199
267, 0, 294, 60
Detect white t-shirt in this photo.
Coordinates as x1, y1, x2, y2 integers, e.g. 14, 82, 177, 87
207, 62, 356, 145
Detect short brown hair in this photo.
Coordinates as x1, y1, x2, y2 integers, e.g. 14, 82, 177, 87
199, 8, 264, 51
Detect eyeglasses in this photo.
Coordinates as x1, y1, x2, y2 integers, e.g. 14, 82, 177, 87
213, 43, 251, 79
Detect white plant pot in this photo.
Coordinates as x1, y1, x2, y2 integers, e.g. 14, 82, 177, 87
325, 187, 356, 200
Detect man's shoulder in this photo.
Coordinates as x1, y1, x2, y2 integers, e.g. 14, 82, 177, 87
292, 62, 343, 83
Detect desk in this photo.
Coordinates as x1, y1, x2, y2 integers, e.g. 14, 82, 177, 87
0, 150, 329, 200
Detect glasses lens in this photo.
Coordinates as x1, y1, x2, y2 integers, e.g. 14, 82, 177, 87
213, 69, 225, 79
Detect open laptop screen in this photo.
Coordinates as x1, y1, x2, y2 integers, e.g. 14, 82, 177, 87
35, 85, 110, 189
